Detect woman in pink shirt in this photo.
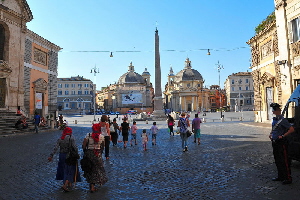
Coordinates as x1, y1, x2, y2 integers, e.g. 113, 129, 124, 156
130, 121, 138, 146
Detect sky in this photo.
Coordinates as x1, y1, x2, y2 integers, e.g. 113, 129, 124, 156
26, 0, 275, 91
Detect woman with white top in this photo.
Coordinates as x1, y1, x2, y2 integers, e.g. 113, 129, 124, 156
82, 123, 108, 193
99, 115, 110, 160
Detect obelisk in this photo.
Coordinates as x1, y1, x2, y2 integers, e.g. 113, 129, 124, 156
152, 28, 165, 120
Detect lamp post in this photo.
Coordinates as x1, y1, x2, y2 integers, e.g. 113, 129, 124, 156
91, 66, 99, 122
216, 61, 224, 118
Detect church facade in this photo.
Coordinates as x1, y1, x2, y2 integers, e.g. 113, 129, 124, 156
164, 58, 206, 112
96, 62, 154, 114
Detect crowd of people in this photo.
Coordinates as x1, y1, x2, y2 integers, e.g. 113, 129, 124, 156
47, 112, 203, 193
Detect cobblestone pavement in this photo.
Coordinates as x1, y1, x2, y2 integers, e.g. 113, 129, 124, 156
1, 117, 300, 200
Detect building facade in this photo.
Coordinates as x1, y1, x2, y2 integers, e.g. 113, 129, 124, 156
224, 72, 254, 112
164, 58, 206, 112
97, 62, 154, 114
248, 0, 300, 122
57, 76, 94, 115
0, 0, 61, 119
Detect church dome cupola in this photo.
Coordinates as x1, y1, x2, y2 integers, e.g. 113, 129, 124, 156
175, 58, 203, 82
118, 62, 145, 84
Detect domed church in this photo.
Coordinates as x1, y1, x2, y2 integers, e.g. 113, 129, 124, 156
164, 58, 206, 112
109, 62, 153, 113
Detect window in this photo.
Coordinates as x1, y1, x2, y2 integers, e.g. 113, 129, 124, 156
71, 91, 76, 95
58, 90, 62, 95
245, 79, 249, 84
84, 90, 89, 95
65, 84, 69, 88
78, 84, 82, 88
71, 84, 76, 88
78, 90, 82, 95
231, 87, 235, 91
65, 91, 69, 95
291, 17, 300, 43
58, 84, 62, 88
84, 83, 89, 87
239, 87, 242, 91
246, 86, 249, 91
231, 79, 234, 84
65, 103, 69, 108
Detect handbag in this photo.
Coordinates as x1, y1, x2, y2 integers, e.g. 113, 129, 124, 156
65, 136, 80, 166
186, 130, 192, 137
80, 134, 93, 172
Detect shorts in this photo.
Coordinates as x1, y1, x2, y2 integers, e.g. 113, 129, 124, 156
194, 129, 201, 138
131, 134, 137, 140
122, 132, 129, 141
152, 134, 157, 139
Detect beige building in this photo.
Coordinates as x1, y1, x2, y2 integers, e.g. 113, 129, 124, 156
97, 62, 154, 114
224, 72, 254, 112
164, 58, 207, 112
57, 76, 93, 115
247, 0, 300, 122
0, 0, 61, 119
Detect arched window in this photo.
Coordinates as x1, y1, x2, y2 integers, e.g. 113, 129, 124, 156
0, 24, 5, 60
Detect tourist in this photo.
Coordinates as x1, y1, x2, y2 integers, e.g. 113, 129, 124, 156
167, 115, 175, 136
82, 124, 108, 192
110, 118, 119, 146
99, 115, 110, 160
120, 117, 130, 148
192, 113, 202, 145
33, 112, 41, 133
178, 113, 190, 152
141, 129, 149, 151
150, 122, 159, 145
48, 127, 81, 192
130, 121, 138, 146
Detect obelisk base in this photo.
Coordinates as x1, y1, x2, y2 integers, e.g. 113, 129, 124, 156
152, 97, 166, 121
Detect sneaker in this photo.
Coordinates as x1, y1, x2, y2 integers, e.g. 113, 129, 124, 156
185, 146, 188, 151
183, 149, 186, 152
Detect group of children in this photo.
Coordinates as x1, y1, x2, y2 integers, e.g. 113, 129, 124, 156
129, 121, 159, 151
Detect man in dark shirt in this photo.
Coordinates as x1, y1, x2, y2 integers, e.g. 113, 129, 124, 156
34, 113, 41, 133
269, 103, 294, 184
120, 118, 130, 148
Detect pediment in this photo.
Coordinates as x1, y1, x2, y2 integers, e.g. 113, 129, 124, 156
261, 72, 274, 84
33, 78, 48, 92
0, 60, 12, 78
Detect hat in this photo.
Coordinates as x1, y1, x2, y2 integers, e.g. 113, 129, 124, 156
63, 127, 72, 134
270, 103, 281, 111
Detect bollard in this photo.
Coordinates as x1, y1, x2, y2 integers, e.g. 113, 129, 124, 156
146, 120, 148, 124
75, 120, 78, 124
202, 118, 206, 123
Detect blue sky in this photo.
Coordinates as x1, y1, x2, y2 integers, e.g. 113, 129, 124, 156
26, 0, 274, 90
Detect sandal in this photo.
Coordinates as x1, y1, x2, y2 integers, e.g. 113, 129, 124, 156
61, 186, 70, 192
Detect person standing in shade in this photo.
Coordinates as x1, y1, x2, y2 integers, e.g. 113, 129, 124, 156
48, 127, 81, 192
269, 103, 294, 185
192, 113, 202, 145
120, 117, 130, 148
99, 115, 110, 160
178, 113, 190, 152
110, 118, 119, 146
34, 112, 41, 133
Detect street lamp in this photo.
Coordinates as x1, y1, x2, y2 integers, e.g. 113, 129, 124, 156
91, 66, 99, 121
216, 61, 224, 118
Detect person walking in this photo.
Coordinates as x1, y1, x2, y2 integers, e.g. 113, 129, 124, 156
192, 113, 202, 145
110, 118, 119, 146
150, 122, 159, 145
33, 112, 41, 133
82, 124, 108, 192
48, 127, 81, 192
141, 129, 149, 151
130, 121, 138, 146
99, 115, 110, 160
178, 113, 190, 152
120, 117, 130, 148
167, 115, 175, 136
269, 103, 294, 185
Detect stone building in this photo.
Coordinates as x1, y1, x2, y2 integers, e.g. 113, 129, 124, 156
247, 0, 300, 122
224, 72, 254, 112
164, 58, 206, 112
0, 0, 61, 119
97, 62, 154, 114
57, 76, 93, 115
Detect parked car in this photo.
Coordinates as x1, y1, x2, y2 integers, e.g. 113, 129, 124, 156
127, 110, 137, 115
109, 111, 115, 115
115, 111, 120, 115
282, 84, 300, 161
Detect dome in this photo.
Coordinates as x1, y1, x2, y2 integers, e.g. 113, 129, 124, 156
118, 62, 145, 84
174, 58, 203, 82
142, 68, 150, 76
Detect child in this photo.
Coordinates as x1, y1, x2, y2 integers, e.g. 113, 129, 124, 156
150, 122, 159, 145
130, 121, 138, 146
141, 129, 148, 151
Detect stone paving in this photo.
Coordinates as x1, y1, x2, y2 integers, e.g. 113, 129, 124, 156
0, 112, 300, 199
